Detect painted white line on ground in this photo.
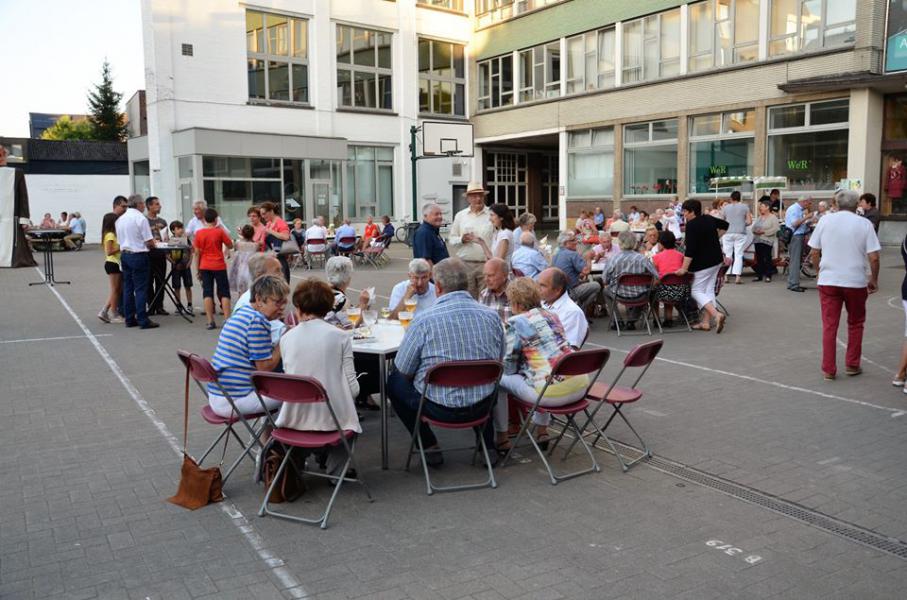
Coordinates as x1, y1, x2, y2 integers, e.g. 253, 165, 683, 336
836, 338, 894, 375
886, 296, 901, 310
585, 341, 903, 416
0, 334, 113, 344
38, 268, 307, 598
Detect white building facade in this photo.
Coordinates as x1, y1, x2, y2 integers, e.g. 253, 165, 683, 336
133, 0, 475, 231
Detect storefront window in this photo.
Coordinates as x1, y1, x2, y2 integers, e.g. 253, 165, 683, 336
623, 119, 678, 195
689, 109, 755, 193
767, 99, 849, 192
346, 146, 394, 219
567, 127, 614, 197
882, 95, 907, 215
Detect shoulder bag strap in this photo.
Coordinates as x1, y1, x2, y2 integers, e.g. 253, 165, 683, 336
182, 364, 191, 455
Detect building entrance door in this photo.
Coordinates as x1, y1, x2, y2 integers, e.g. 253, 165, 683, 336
309, 180, 332, 226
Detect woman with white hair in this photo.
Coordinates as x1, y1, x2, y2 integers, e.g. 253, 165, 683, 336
324, 256, 370, 329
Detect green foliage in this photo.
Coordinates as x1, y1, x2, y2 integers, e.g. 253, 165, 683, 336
87, 60, 127, 142
40, 115, 95, 141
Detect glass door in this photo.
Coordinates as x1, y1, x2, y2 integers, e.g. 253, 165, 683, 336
309, 180, 331, 226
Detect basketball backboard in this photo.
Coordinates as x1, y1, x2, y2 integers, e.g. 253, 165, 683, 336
421, 121, 474, 157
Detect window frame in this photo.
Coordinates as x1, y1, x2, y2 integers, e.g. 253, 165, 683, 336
622, 118, 680, 197
688, 0, 761, 73
477, 55, 514, 110
518, 41, 561, 103
346, 145, 395, 218
768, 0, 857, 57
336, 24, 394, 112
416, 0, 465, 12
418, 37, 467, 117
621, 8, 681, 84
246, 10, 310, 105
566, 26, 616, 94
688, 109, 757, 194
567, 127, 615, 199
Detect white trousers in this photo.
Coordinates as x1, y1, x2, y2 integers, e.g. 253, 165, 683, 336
209, 391, 281, 418
496, 373, 586, 429
691, 264, 721, 310
721, 233, 748, 276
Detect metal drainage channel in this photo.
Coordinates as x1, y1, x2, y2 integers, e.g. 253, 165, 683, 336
565, 430, 907, 560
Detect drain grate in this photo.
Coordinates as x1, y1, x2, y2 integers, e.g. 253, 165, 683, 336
572, 431, 907, 560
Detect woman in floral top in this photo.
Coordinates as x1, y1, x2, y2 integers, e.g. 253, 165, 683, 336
495, 278, 589, 450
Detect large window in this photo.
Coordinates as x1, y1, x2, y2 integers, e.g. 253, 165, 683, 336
485, 151, 528, 212
246, 10, 309, 104
769, 0, 856, 57
688, 0, 760, 72
476, 0, 569, 28
477, 55, 514, 110
419, 38, 466, 116
566, 27, 615, 94
568, 128, 614, 197
622, 9, 681, 84
623, 119, 679, 196
519, 42, 561, 102
203, 157, 283, 230
689, 109, 756, 193
336, 25, 393, 110
346, 146, 394, 219
767, 99, 849, 192
417, 0, 464, 10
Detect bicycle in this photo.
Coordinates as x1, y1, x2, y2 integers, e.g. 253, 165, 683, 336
395, 220, 420, 248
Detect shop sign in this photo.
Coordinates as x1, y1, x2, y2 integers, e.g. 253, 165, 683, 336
886, 0, 907, 72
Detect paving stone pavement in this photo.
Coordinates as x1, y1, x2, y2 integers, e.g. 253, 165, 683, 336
2, 245, 906, 599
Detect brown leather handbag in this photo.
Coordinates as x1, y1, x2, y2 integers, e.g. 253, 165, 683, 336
261, 439, 305, 504
168, 367, 224, 510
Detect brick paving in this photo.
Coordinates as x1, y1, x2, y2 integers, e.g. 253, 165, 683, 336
2, 245, 906, 599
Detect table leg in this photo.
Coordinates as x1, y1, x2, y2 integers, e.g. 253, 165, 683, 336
379, 354, 388, 470
29, 239, 69, 286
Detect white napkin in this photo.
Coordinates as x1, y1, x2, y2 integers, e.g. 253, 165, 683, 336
365, 287, 375, 307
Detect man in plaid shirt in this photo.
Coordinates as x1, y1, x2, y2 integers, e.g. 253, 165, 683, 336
600, 231, 659, 324
479, 257, 511, 320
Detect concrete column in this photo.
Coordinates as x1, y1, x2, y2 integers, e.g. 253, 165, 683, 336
676, 116, 689, 200
558, 129, 568, 231
847, 88, 883, 197
679, 4, 689, 76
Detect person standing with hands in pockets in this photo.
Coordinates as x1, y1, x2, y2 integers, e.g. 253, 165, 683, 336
448, 181, 494, 298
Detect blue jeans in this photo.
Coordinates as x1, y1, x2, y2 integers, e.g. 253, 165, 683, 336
121, 252, 150, 325
387, 370, 496, 450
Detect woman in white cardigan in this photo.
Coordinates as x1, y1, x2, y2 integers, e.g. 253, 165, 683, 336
278, 278, 362, 474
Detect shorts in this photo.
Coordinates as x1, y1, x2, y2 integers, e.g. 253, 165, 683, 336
171, 267, 192, 289
200, 269, 230, 299
104, 261, 121, 275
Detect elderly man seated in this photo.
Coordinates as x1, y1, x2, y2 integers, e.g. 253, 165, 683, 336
233, 254, 287, 344
600, 230, 660, 329
388, 258, 437, 319
332, 218, 357, 256
305, 216, 328, 259
591, 234, 619, 265
551, 230, 601, 317
512, 231, 549, 279
538, 267, 587, 349
479, 257, 511, 319
387, 258, 505, 465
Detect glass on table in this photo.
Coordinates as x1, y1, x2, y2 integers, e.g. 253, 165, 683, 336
404, 297, 418, 313
399, 311, 413, 329
380, 306, 391, 321
347, 307, 361, 327
363, 309, 378, 327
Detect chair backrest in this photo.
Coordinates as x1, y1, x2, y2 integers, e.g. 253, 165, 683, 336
425, 360, 503, 388
624, 339, 663, 368
553, 348, 610, 377
251, 371, 327, 405
659, 273, 692, 286
610, 230, 619, 238
616, 273, 655, 288
512, 267, 525, 278
177, 350, 219, 384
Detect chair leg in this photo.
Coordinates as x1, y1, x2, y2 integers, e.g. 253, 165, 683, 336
588, 405, 650, 471
503, 409, 598, 485
197, 427, 231, 463
416, 430, 434, 496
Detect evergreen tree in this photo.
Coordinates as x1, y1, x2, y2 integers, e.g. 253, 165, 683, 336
87, 60, 127, 141
41, 116, 95, 141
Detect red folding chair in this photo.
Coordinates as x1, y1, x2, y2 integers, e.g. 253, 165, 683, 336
608, 273, 657, 336
361, 235, 391, 269
176, 350, 277, 485
512, 267, 526, 278
562, 340, 663, 472
251, 371, 372, 529
404, 360, 503, 495
305, 239, 326, 269
501, 348, 611, 485
653, 273, 693, 333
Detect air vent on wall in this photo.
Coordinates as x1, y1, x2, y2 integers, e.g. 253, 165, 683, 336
181, 43, 194, 57
452, 163, 463, 177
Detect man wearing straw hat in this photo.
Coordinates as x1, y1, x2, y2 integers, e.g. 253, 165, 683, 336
448, 181, 494, 298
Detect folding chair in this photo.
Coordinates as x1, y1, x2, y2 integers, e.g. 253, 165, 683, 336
564, 340, 663, 472
176, 350, 277, 486
361, 236, 390, 269
501, 348, 611, 485
608, 273, 657, 336
335, 236, 357, 257
714, 263, 730, 316
404, 360, 503, 495
305, 240, 327, 270
512, 268, 525, 278
653, 273, 693, 333
251, 371, 372, 529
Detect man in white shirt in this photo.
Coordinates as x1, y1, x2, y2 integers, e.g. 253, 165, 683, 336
115, 194, 158, 329
388, 258, 437, 319
185, 200, 229, 239
538, 267, 588, 349
233, 254, 287, 344
305, 216, 329, 258
448, 181, 494, 298
807, 190, 881, 380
